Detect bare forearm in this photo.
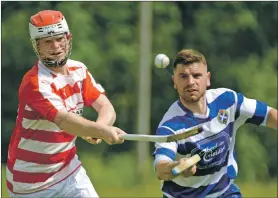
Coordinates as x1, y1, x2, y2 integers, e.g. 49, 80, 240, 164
54, 111, 106, 137
266, 108, 278, 130
96, 105, 116, 126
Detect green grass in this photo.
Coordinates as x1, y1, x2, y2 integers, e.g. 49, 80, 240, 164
1, 152, 277, 197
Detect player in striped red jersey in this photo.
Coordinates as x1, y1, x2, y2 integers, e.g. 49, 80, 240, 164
6, 10, 126, 197
153, 49, 277, 198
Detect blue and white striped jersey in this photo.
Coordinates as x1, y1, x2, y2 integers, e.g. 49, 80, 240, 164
153, 88, 270, 198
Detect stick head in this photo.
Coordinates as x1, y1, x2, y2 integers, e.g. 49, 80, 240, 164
166, 126, 203, 142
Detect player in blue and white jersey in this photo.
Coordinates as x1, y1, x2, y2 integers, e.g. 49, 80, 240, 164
153, 49, 277, 198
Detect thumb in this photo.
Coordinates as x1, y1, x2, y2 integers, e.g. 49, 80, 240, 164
167, 161, 180, 169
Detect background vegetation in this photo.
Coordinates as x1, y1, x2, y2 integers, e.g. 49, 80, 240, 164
1, 1, 277, 197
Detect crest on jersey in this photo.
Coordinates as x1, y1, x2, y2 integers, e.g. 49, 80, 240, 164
217, 109, 228, 124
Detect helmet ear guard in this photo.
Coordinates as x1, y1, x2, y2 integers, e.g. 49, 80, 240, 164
66, 33, 72, 40
29, 10, 72, 68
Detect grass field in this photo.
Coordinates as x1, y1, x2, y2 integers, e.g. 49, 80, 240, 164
1, 152, 277, 197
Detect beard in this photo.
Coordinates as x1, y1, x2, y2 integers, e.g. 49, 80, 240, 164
179, 90, 205, 103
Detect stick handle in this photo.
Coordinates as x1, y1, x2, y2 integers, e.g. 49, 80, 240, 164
120, 134, 167, 142
171, 154, 201, 176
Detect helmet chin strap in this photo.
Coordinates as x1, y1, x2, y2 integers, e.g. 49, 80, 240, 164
42, 57, 68, 68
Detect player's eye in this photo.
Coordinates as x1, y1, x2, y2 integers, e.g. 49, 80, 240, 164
179, 74, 188, 79
56, 37, 64, 42
193, 74, 202, 78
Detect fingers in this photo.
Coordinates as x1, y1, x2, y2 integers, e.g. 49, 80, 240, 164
103, 127, 125, 145
181, 164, 197, 177
178, 158, 197, 177
82, 137, 102, 145
91, 138, 102, 144
157, 172, 174, 181
166, 161, 180, 169
115, 127, 127, 136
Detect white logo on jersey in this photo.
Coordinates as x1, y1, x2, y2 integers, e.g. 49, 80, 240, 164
201, 141, 226, 162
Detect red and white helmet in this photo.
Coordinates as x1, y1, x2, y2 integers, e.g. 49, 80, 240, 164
29, 10, 72, 68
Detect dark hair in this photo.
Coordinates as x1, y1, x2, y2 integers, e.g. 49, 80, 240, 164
173, 49, 207, 69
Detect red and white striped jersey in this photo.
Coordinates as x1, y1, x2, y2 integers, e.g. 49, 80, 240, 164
6, 59, 104, 194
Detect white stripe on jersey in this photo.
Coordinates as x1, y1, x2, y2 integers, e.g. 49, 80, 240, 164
206, 88, 229, 104
64, 93, 84, 111
234, 97, 256, 130
18, 137, 76, 154
6, 167, 13, 183
24, 105, 33, 111
37, 64, 67, 112
155, 141, 178, 152
154, 154, 173, 166
22, 118, 61, 132
14, 160, 64, 173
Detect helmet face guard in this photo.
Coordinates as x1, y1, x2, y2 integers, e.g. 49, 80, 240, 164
29, 10, 72, 68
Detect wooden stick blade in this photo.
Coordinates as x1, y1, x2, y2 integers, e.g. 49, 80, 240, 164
120, 126, 203, 143
171, 154, 201, 176
166, 126, 203, 142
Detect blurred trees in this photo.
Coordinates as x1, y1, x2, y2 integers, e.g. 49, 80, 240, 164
1, 1, 277, 182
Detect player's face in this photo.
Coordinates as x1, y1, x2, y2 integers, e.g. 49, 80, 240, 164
172, 62, 211, 103
37, 34, 70, 62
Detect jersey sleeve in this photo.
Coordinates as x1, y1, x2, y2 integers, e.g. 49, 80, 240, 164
22, 79, 66, 122
235, 93, 270, 127
82, 69, 105, 107
153, 126, 178, 166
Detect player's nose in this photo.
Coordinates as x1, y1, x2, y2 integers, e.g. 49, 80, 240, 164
51, 40, 60, 49
187, 75, 195, 85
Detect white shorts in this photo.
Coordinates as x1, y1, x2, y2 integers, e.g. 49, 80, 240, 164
8, 166, 99, 198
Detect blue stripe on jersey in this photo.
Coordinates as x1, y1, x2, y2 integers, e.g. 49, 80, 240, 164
235, 93, 244, 120
157, 127, 175, 136
153, 148, 176, 160
246, 100, 267, 125
207, 91, 236, 119
162, 173, 231, 198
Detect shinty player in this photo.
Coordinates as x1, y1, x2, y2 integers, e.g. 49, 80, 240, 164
153, 49, 277, 198
6, 10, 126, 197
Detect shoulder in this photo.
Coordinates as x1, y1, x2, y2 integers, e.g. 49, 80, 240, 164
206, 88, 238, 104
158, 101, 186, 127
67, 59, 87, 70
19, 64, 52, 97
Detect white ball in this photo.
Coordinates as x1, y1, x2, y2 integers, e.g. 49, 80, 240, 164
154, 54, 170, 68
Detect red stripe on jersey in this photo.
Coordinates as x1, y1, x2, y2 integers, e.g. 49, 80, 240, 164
6, 180, 13, 192
21, 128, 75, 143
68, 66, 82, 71
82, 69, 101, 106
7, 159, 14, 174
51, 81, 81, 100
13, 170, 56, 183
23, 109, 45, 120
16, 146, 76, 164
